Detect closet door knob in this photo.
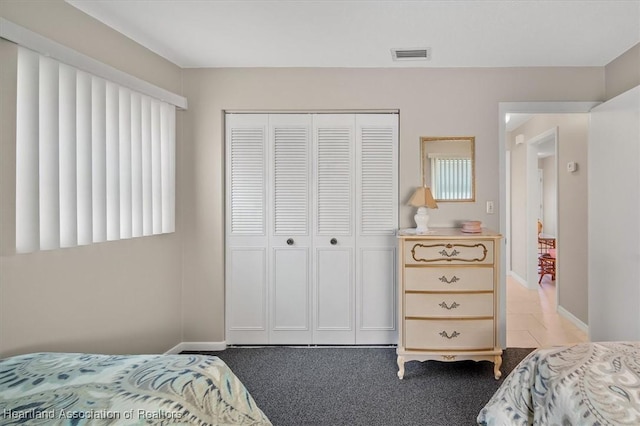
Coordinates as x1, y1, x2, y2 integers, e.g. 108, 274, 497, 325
330, 238, 337, 245
286, 238, 294, 246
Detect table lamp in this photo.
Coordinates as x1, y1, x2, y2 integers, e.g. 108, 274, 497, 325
408, 187, 438, 234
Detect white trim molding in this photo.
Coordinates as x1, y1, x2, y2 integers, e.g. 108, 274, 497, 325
508, 271, 528, 288
557, 305, 589, 335
0, 18, 187, 110
165, 341, 228, 355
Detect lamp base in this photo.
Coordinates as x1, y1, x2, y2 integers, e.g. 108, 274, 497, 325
414, 206, 430, 234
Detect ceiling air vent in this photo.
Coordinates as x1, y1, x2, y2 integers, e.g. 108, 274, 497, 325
391, 47, 431, 61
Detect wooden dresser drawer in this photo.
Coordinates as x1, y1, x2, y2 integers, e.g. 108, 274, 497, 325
404, 240, 494, 265
405, 293, 493, 318
404, 266, 493, 292
404, 319, 494, 350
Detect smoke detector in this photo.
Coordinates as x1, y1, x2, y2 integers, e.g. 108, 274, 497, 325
391, 47, 432, 61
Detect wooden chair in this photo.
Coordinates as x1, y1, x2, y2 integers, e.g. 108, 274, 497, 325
538, 251, 556, 284
537, 220, 556, 284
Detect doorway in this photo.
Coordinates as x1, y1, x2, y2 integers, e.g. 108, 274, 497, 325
498, 102, 597, 349
526, 127, 558, 291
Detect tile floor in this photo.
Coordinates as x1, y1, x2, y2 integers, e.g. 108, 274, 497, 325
506, 275, 588, 348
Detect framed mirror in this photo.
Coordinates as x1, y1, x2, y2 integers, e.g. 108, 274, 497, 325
421, 136, 475, 202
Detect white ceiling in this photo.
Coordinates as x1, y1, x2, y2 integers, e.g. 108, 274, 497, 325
66, 0, 640, 69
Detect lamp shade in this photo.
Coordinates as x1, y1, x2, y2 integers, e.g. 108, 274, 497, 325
408, 187, 438, 209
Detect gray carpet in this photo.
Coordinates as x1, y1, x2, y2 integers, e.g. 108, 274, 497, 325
182, 347, 533, 426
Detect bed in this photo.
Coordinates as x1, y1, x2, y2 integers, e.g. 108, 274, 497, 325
0, 352, 272, 425
477, 341, 640, 425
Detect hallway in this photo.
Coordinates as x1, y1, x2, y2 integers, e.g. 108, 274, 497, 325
506, 275, 588, 348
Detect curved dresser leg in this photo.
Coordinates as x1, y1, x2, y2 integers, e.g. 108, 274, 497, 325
397, 356, 405, 380
493, 355, 503, 380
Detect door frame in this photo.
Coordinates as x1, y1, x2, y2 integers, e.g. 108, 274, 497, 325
525, 127, 558, 291
497, 101, 599, 349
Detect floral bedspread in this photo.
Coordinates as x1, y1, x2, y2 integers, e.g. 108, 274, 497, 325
0, 352, 272, 425
477, 341, 640, 425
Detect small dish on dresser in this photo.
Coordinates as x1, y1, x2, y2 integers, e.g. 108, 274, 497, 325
461, 221, 482, 233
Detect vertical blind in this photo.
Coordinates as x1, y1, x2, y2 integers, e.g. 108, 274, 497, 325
16, 47, 176, 253
431, 157, 472, 200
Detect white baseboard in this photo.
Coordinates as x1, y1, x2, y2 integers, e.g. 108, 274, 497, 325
508, 271, 529, 288
557, 305, 589, 334
165, 341, 227, 354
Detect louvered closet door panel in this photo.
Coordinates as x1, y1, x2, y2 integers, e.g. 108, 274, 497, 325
355, 113, 399, 344
359, 117, 397, 235
313, 114, 356, 344
268, 114, 312, 344
272, 115, 310, 235
225, 114, 268, 344
315, 117, 353, 236
229, 119, 266, 236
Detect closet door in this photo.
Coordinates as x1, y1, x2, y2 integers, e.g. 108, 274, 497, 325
226, 112, 399, 345
355, 113, 398, 344
225, 114, 268, 344
313, 114, 356, 344
268, 114, 313, 344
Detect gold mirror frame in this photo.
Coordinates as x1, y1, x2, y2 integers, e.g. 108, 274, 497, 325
420, 136, 476, 202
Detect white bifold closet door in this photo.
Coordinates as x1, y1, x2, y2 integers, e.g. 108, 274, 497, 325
313, 114, 356, 344
225, 113, 398, 345
225, 114, 269, 344
269, 114, 313, 344
354, 114, 398, 344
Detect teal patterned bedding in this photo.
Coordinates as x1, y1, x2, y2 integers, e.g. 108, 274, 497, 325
0, 352, 272, 425
477, 342, 640, 425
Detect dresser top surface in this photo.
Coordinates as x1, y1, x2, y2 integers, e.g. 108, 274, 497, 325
397, 227, 502, 239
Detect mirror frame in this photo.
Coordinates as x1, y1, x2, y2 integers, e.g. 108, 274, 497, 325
420, 136, 476, 202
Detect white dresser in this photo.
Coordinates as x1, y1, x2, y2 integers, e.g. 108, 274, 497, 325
396, 228, 502, 379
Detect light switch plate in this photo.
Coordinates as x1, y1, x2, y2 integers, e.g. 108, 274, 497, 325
486, 201, 494, 214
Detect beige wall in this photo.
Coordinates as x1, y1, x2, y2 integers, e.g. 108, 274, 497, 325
605, 43, 640, 101
0, 1, 184, 357
182, 67, 603, 341
509, 114, 589, 324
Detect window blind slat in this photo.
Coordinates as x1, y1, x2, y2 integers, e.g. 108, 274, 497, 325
15, 48, 39, 254
141, 96, 153, 236
105, 81, 120, 241
161, 103, 175, 233
39, 56, 60, 250
76, 71, 92, 246
151, 101, 162, 234
131, 93, 143, 238
59, 64, 77, 248
119, 88, 132, 239
91, 77, 107, 243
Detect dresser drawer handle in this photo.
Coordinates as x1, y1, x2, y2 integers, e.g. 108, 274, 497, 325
438, 275, 460, 284
439, 331, 460, 339
439, 301, 460, 310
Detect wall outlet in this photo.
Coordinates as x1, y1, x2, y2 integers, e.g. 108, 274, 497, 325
486, 201, 494, 214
